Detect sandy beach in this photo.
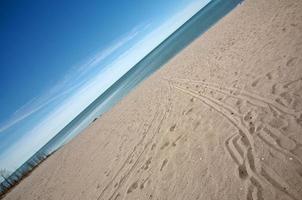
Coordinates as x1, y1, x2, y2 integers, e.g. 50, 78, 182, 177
3, 0, 302, 199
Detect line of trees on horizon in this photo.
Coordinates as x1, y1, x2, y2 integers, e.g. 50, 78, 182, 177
0, 150, 51, 197
0, 168, 11, 183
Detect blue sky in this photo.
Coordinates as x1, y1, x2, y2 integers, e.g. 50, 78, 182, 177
0, 0, 211, 173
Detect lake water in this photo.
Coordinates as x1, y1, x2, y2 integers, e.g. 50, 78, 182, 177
1, 0, 243, 194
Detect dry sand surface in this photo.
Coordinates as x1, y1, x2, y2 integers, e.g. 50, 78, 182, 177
3, 0, 302, 199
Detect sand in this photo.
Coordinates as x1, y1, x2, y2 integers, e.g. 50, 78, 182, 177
3, 0, 302, 199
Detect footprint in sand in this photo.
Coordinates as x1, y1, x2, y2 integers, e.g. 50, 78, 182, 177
142, 157, 152, 170
160, 159, 168, 171
172, 136, 182, 147
127, 181, 138, 194
139, 177, 150, 190
160, 141, 170, 150
248, 122, 256, 134
151, 143, 156, 151
243, 111, 253, 122
193, 121, 201, 130
296, 114, 302, 126
185, 108, 194, 115
286, 57, 298, 67
251, 78, 260, 87
266, 72, 272, 80
238, 165, 248, 180
170, 124, 176, 131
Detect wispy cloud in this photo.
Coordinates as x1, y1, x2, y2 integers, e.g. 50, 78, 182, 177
77, 24, 148, 74
0, 24, 147, 133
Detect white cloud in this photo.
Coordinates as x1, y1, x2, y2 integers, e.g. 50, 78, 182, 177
0, 24, 148, 133
76, 24, 149, 73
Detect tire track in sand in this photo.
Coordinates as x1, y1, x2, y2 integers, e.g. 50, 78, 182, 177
172, 84, 265, 200
171, 79, 302, 168
168, 78, 300, 117
172, 83, 301, 200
